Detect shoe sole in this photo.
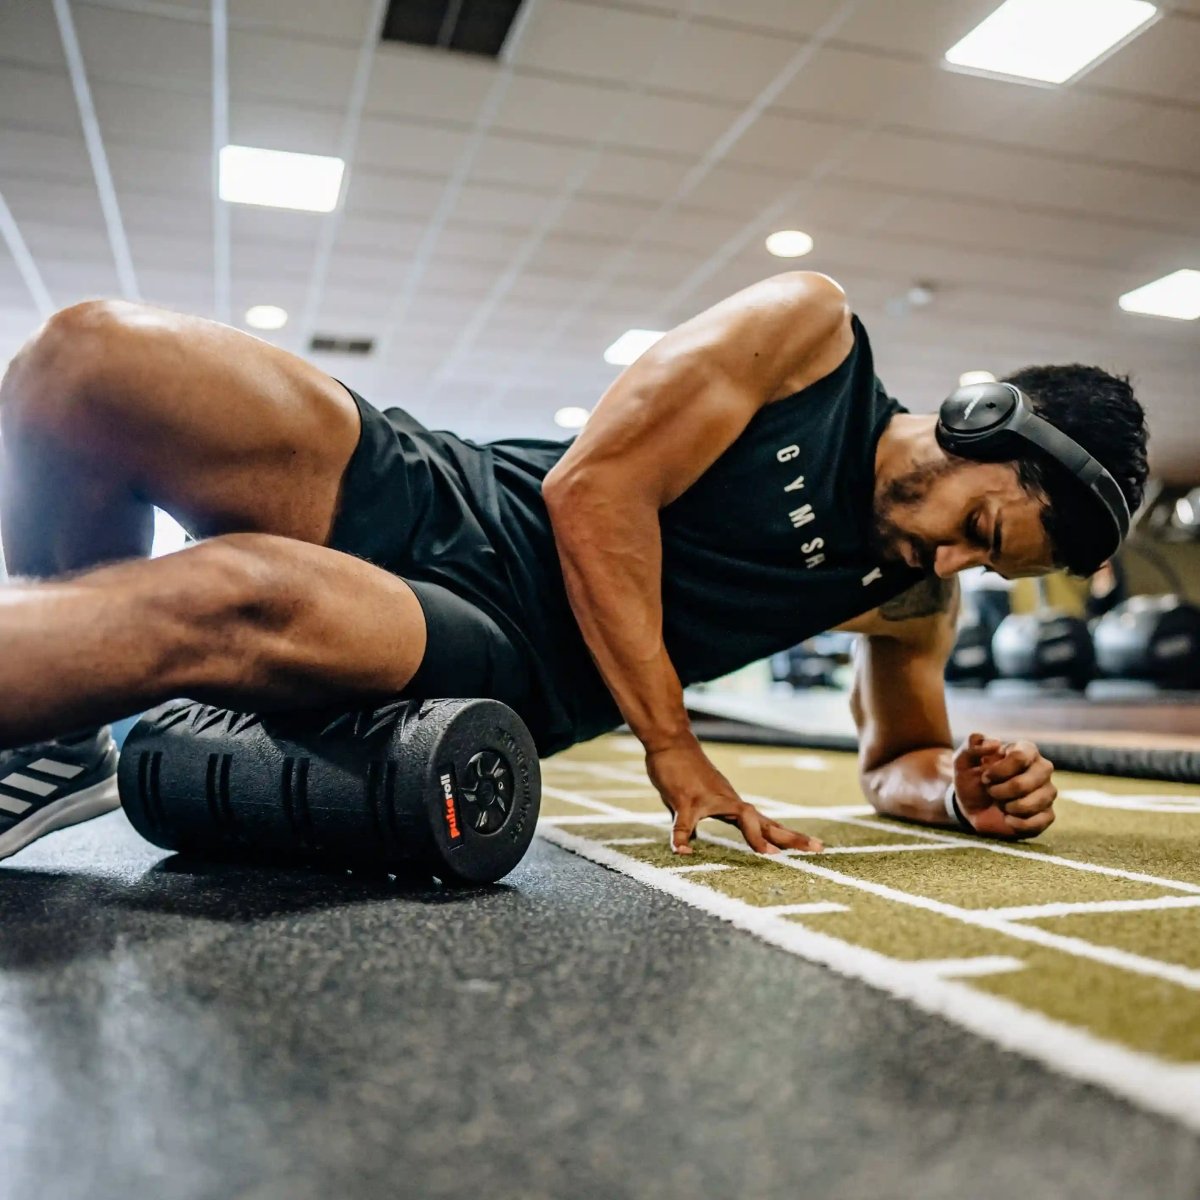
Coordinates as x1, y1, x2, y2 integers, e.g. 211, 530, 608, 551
0, 775, 121, 862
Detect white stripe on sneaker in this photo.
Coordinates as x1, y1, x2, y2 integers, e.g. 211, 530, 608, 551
1, 772, 58, 797
28, 758, 85, 780
0, 794, 33, 816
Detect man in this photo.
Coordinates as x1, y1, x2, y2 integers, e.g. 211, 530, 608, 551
0, 272, 1148, 863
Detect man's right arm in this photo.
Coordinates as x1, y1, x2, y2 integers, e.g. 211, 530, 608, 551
542, 274, 847, 856
541, 272, 848, 755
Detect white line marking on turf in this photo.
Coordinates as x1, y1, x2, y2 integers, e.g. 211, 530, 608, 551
760, 902, 850, 916
546, 780, 1200, 992
599, 837, 658, 847
697, 827, 1200, 992
1062, 789, 1200, 815
986, 896, 1200, 921
664, 863, 733, 875
736, 753, 830, 771
542, 813, 670, 827
813, 843, 965, 855
538, 825, 1200, 1132
558, 761, 1200, 897
917, 956, 1026, 979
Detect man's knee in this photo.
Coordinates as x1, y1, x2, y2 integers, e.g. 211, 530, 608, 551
0, 299, 146, 441
165, 534, 306, 693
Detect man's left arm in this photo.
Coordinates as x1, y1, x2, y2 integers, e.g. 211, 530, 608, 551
844, 578, 1058, 840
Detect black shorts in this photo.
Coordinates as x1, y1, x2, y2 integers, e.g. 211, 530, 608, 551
326, 388, 537, 725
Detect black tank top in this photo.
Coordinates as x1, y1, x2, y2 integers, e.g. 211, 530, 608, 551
384, 314, 921, 756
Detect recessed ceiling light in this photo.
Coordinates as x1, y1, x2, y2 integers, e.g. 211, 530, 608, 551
219, 145, 345, 213
554, 406, 590, 430
603, 329, 666, 366
944, 0, 1158, 86
1118, 270, 1200, 321
765, 230, 814, 259
245, 304, 288, 330
959, 370, 997, 386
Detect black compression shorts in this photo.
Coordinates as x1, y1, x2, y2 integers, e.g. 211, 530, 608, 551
326, 387, 538, 729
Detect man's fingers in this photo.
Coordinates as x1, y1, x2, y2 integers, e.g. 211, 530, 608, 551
764, 819, 823, 854
671, 809, 697, 855
733, 805, 778, 855
1003, 807, 1056, 838
987, 759, 1054, 802
961, 733, 1003, 765
1000, 783, 1057, 818
982, 741, 1042, 783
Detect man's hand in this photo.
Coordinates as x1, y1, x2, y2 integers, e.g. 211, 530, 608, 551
645, 740, 824, 856
952, 733, 1057, 839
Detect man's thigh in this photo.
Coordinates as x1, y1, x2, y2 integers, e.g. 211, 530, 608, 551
21, 300, 363, 546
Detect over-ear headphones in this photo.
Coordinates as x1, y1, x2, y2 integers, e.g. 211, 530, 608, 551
936, 381, 1131, 564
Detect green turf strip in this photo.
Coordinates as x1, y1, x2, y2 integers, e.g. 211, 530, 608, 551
1032, 907, 1200, 971
971, 949, 1200, 1062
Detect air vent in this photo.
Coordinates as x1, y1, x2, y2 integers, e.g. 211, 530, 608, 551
381, 0, 526, 59
310, 335, 375, 355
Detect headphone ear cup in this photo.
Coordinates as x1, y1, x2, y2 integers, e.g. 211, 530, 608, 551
937, 383, 1020, 459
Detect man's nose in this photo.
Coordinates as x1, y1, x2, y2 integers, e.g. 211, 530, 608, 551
933, 543, 984, 578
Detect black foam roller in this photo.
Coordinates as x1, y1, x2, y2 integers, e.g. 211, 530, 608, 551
118, 697, 541, 884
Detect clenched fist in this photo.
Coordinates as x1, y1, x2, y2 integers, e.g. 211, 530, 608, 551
952, 733, 1057, 839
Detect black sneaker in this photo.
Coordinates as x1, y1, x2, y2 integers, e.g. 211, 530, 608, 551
0, 728, 120, 862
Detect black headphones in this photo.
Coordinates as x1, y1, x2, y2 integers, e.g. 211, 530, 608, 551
936, 381, 1131, 563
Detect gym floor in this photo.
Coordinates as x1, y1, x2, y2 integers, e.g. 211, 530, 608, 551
3, 733, 1199, 1200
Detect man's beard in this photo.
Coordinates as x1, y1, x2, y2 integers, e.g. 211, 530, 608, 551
870, 458, 960, 573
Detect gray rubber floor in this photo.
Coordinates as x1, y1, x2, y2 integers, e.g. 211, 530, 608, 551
2, 811, 1197, 1200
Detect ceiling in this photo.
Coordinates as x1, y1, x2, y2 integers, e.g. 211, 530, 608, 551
1, 0, 1198, 480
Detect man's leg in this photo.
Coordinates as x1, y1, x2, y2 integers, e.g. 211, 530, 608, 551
0, 299, 362, 577
0, 532, 428, 748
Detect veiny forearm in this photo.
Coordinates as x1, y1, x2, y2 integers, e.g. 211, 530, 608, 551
547, 484, 693, 752
860, 745, 958, 826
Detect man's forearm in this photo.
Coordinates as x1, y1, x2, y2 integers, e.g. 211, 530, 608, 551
545, 483, 694, 752
861, 745, 959, 827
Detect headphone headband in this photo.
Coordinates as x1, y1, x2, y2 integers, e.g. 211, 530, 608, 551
936, 382, 1130, 570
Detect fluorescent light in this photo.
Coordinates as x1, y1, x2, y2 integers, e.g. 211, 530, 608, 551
245, 304, 288, 330
603, 329, 665, 366
765, 230, 814, 259
152, 509, 189, 558
219, 145, 345, 213
959, 370, 997, 387
1118, 269, 1200, 321
554, 406, 590, 430
944, 0, 1158, 86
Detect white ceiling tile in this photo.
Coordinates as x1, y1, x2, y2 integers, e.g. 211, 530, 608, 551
229, 99, 345, 157
356, 116, 473, 174
469, 133, 591, 190
0, 128, 90, 182
688, 0, 846, 38
344, 171, 453, 220
229, 0, 377, 40
336, 214, 427, 256
772, 47, 927, 123
512, 0, 677, 86
74, 5, 211, 91
722, 109, 851, 173
229, 29, 360, 107
604, 92, 737, 156
93, 81, 212, 153
449, 181, 563, 230
579, 148, 693, 204
0, 0, 66, 70
833, 0, 999, 57
491, 73, 630, 141
655, 23, 801, 104
367, 42, 499, 124
0, 64, 82, 133
1082, 10, 1200, 104
551, 193, 659, 240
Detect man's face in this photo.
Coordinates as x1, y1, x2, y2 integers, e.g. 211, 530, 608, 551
872, 459, 1055, 579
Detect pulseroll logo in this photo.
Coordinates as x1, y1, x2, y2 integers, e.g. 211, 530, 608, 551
440, 771, 462, 841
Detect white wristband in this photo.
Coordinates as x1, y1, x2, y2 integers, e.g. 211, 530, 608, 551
944, 782, 973, 831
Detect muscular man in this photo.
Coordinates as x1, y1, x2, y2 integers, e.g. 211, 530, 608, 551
0, 272, 1148, 863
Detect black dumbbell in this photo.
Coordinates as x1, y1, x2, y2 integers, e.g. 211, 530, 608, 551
118, 697, 540, 884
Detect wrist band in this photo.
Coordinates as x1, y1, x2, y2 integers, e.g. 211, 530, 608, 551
944, 782, 974, 832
